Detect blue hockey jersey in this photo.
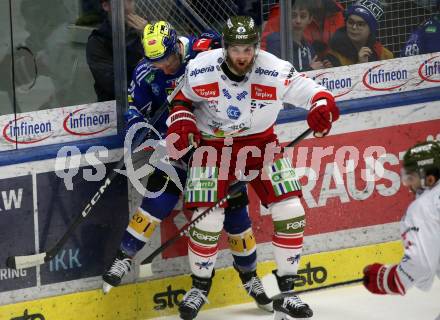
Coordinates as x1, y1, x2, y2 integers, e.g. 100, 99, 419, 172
401, 16, 440, 57
128, 35, 216, 137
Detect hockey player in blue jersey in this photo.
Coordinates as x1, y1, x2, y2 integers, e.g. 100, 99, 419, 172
401, 0, 440, 57
102, 21, 272, 312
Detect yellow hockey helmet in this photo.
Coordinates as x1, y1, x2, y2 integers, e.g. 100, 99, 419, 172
142, 21, 178, 61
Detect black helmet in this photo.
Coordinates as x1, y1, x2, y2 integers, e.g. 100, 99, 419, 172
222, 16, 259, 46
403, 140, 440, 176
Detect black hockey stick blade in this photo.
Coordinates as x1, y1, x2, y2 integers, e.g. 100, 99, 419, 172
6, 77, 185, 270
138, 128, 313, 277
261, 271, 363, 299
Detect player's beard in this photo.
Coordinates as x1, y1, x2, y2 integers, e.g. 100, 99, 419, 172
227, 56, 254, 76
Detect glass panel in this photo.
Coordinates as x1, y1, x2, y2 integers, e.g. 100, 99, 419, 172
262, 0, 437, 70
261, 0, 282, 58
0, 1, 14, 117
10, 0, 96, 113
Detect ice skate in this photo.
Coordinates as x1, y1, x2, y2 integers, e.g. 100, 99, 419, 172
272, 271, 313, 319
273, 295, 313, 319
102, 250, 132, 294
234, 264, 273, 312
179, 274, 212, 319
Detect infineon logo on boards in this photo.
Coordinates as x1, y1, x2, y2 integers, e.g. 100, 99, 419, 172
312, 71, 354, 98
2, 116, 53, 144
417, 55, 440, 84
362, 64, 410, 91
63, 108, 111, 136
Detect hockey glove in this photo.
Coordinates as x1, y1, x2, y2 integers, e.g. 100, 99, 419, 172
193, 30, 222, 52
363, 263, 405, 295
306, 94, 339, 137
166, 94, 200, 159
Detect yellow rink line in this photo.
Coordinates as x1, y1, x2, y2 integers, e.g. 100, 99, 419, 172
0, 241, 403, 320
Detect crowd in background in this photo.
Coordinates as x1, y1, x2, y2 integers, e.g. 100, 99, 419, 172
260, 0, 440, 71
83, 0, 440, 101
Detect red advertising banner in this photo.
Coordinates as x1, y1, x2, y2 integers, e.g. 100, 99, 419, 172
160, 119, 440, 258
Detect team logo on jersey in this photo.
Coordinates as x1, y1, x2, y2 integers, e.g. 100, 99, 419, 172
192, 82, 220, 98
255, 67, 279, 77
195, 261, 214, 270
236, 91, 248, 101
227, 105, 241, 120
189, 65, 215, 77
251, 84, 277, 100
145, 72, 155, 84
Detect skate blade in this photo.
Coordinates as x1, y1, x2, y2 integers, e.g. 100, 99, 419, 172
257, 301, 274, 313
273, 310, 312, 320
102, 282, 114, 295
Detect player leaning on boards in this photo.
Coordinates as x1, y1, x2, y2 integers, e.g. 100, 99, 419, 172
363, 140, 440, 296
102, 21, 272, 312
166, 16, 340, 320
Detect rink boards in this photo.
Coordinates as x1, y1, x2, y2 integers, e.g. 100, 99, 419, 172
0, 100, 439, 320
0, 53, 439, 319
0, 241, 403, 319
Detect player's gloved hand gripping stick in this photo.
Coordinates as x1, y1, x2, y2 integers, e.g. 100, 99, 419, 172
6, 77, 185, 270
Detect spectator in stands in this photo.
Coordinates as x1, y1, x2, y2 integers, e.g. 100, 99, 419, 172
401, 0, 440, 57
265, 0, 324, 71
86, 0, 146, 102
324, 0, 393, 67
261, 0, 345, 59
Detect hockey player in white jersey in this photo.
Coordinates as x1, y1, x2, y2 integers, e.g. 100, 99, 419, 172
363, 140, 440, 296
166, 16, 340, 319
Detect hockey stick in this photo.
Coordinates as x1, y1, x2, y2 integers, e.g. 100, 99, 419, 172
261, 272, 363, 299
139, 127, 313, 277
293, 278, 363, 295
6, 77, 185, 270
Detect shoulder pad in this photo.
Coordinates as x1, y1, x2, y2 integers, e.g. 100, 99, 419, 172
134, 59, 157, 84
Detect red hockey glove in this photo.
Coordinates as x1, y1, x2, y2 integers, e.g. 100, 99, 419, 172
193, 31, 221, 52
363, 263, 405, 295
306, 94, 339, 137
166, 94, 200, 159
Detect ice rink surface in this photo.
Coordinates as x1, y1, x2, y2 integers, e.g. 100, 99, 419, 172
155, 278, 440, 320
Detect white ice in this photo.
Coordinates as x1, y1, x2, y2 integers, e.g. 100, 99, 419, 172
154, 278, 440, 319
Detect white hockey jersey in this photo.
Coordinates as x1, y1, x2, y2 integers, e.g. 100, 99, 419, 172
180, 48, 329, 138
397, 182, 440, 292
